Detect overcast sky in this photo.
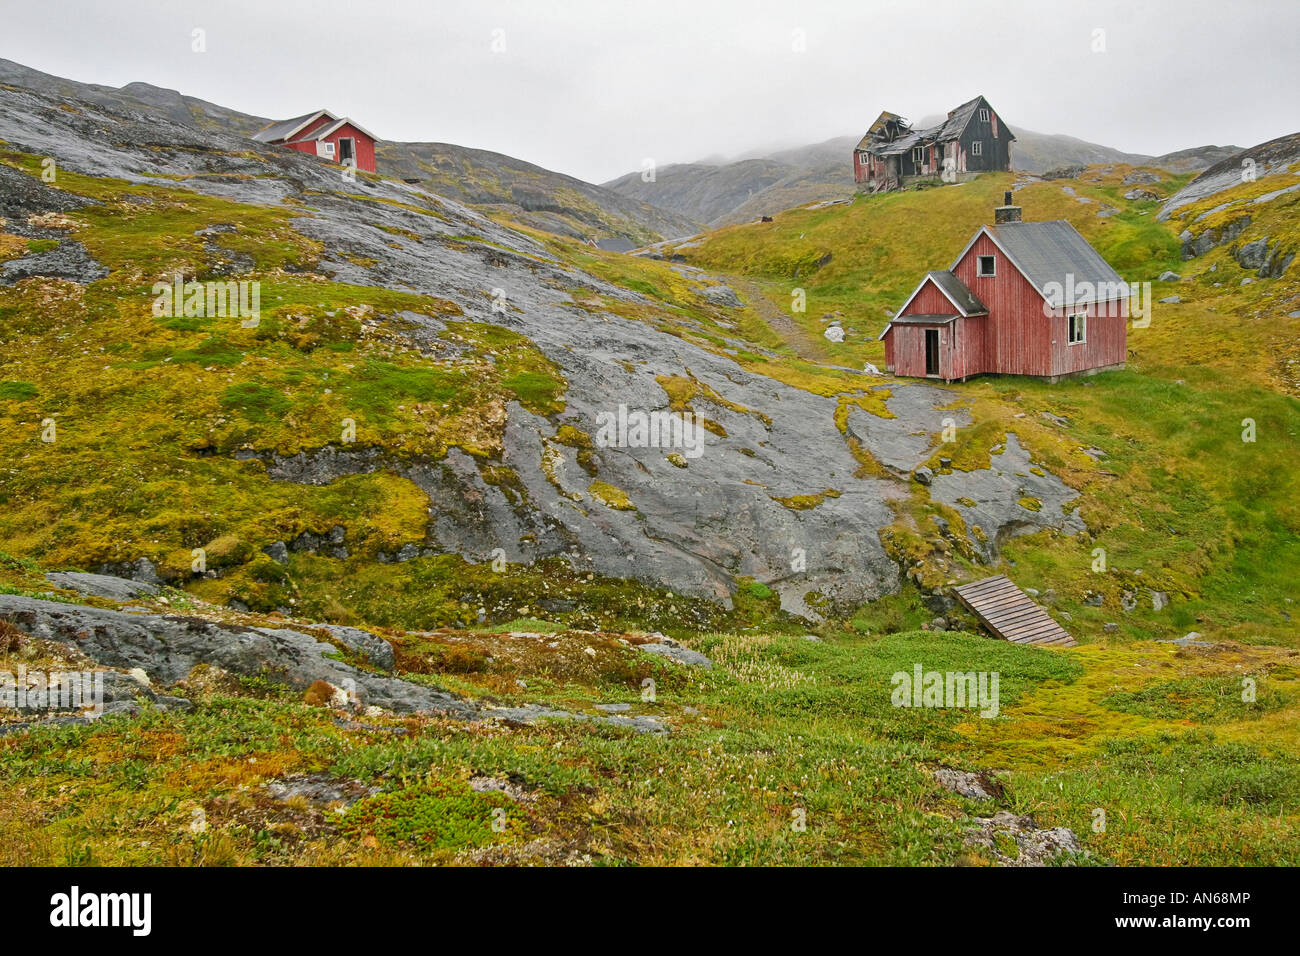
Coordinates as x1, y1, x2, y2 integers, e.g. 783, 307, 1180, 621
3, 0, 1298, 184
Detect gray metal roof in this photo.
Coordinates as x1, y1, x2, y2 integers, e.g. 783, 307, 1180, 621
982, 221, 1130, 308
927, 270, 987, 315
251, 110, 329, 143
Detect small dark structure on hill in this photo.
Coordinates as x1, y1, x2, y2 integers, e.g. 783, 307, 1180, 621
853, 95, 1013, 193
879, 193, 1130, 382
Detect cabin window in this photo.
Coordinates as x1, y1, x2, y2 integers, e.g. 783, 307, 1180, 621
979, 108, 990, 122
912, 146, 925, 165
321, 141, 335, 157
1068, 313, 1087, 344
977, 255, 996, 277
971, 141, 983, 157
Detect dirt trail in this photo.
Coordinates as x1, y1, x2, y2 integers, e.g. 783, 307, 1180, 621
728, 276, 833, 362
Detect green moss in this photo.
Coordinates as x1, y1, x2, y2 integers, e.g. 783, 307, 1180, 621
341, 779, 527, 851
771, 489, 841, 510
588, 479, 635, 511
1101, 676, 1289, 724
0, 380, 38, 401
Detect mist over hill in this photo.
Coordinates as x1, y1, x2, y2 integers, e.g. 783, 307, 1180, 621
604, 124, 1240, 227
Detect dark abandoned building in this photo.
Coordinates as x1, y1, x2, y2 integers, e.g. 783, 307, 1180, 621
853, 95, 1014, 193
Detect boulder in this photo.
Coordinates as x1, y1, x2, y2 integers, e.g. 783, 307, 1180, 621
1235, 237, 1270, 270
44, 571, 159, 602
637, 642, 712, 669
314, 623, 396, 671
0, 594, 475, 717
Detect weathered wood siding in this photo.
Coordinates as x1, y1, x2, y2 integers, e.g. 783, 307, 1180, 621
888, 323, 945, 378
1048, 298, 1128, 374
900, 278, 957, 317
958, 97, 1013, 173
950, 233, 1126, 377
952, 233, 1053, 376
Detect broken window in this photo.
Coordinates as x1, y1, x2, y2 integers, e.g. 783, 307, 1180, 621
972, 141, 983, 157
977, 255, 996, 277
1068, 313, 1087, 344
979, 108, 990, 122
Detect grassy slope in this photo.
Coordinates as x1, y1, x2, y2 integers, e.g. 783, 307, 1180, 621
1, 151, 1298, 865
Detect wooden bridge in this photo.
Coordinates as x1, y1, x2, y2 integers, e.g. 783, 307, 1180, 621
952, 575, 1076, 648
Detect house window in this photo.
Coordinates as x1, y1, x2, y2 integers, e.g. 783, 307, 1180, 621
321, 141, 335, 157
1068, 313, 1087, 344
979, 108, 990, 122
912, 146, 925, 165
971, 141, 983, 157
977, 255, 996, 277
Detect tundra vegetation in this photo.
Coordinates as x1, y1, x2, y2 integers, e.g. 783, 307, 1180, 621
0, 141, 1297, 865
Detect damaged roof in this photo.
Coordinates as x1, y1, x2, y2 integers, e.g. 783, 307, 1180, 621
855, 95, 1015, 157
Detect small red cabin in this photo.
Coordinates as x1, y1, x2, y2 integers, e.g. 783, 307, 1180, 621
880, 194, 1130, 383
252, 109, 378, 173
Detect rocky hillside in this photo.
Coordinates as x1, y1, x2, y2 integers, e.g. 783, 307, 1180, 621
0, 57, 695, 246
0, 57, 272, 137
1, 71, 1082, 628
1159, 131, 1300, 220
376, 140, 699, 244
0, 68, 1297, 869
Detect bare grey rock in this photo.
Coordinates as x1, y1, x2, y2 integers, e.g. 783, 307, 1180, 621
965, 811, 1086, 866
264, 773, 379, 808
638, 642, 712, 669
314, 623, 396, 671
0, 594, 475, 717
1235, 238, 1270, 270
0, 239, 109, 286
929, 434, 1085, 561
934, 768, 996, 801
44, 571, 159, 602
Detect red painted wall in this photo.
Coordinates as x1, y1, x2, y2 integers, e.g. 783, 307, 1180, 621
277, 118, 378, 174
901, 278, 959, 316
316, 122, 377, 173
885, 228, 1127, 380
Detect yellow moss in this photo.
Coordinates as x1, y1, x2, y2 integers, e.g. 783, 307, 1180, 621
771, 489, 841, 510
588, 480, 635, 511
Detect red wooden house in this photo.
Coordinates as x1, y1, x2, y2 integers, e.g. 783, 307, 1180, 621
880, 193, 1130, 382
252, 110, 378, 173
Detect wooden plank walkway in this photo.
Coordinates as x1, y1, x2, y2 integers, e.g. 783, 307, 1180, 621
952, 575, 1076, 648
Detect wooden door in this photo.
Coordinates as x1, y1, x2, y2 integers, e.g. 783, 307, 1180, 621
925, 329, 940, 376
